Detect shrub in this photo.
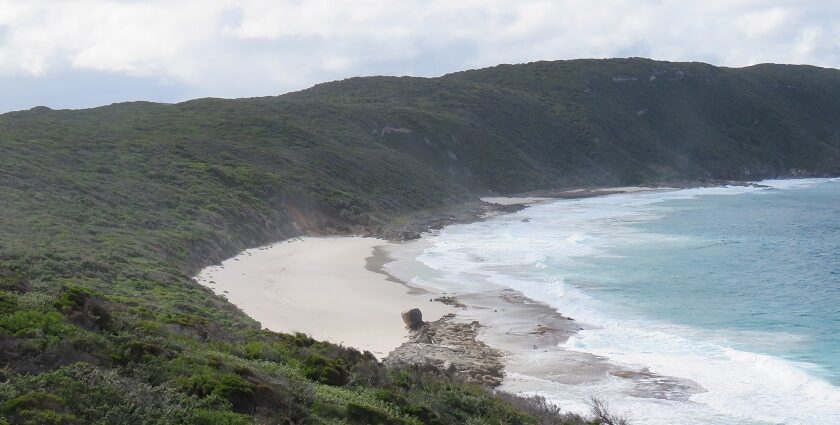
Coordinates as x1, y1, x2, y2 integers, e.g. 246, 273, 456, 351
303, 354, 349, 386
214, 374, 256, 412
7, 409, 75, 425
403, 404, 442, 425
52, 287, 95, 312
0, 267, 28, 293
0, 311, 68, 339
346, 402, 408, 425
187, 409, 254, 425
493, 392, 590, 425
373, 390, 443, 425
391, 370, 413, 389
112, 340, 166, 364
373, 389, 409, 407
2, 392, 65, 414
0, 363, 262, 424
349, 358, 389, 387
1, 391, 76, 425
179, 371, 257, 413
53, 286, 111, 331
179, 371, 220, 398
587, 398, 629, 425
0, 291, 15, 315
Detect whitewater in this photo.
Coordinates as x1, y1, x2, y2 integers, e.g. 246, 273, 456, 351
395, 178, 840, 424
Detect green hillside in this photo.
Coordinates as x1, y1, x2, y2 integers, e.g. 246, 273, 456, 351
1, 58, 839, 424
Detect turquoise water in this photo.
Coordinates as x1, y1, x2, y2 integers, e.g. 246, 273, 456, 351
409, 179, 840, 424
568, 180, 840, 383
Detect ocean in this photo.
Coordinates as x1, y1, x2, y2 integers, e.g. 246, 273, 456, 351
391, 178, 840, 424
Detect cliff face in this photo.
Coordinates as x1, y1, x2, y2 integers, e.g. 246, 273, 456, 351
1, 58, 839, 424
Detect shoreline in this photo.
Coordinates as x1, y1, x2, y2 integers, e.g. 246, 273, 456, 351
185, 178, 840, 423
378, 178, 840, 422
378, 241, 703, 413
193, 185, 683, 367
191, 184, 725, 394
195, 237, 454, 359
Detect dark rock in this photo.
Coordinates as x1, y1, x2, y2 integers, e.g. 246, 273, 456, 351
433, 296, 466, 309
401, 308, 423, 329
400, 231, 422, 240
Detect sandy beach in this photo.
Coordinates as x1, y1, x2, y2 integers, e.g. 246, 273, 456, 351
195, 237, 453, 358
480, 196, 554, 205
189, 189, 717, 421
194, 189, 669, 362
194, 189, 687, 390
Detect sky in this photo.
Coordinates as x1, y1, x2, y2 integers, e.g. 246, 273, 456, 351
1, 0, 839, 113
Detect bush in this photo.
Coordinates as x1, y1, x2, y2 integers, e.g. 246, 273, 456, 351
0, 291, 15, 315
349, 359, 389, 387
112, 340, 166, 364
0, 363, 260, 424
7, 409, 75, 425
587, 398, 629, 425
0, 267, 28, 293
2, 392, 65, 414
303, 354, 349, 386
179, 371, 257, 413
0, 311, 68, 339
493, 392, 590, 425
52, 287, 95, 312
187, 409, 254, 425
372, 389, 442, 424
346, 402, 409, 425
1, 391, 76, 425
53, 286, 111, 331
214, 374, 256, 412
403, 404, 441, 425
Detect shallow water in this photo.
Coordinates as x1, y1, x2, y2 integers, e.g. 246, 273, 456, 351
397, 179, 840, 424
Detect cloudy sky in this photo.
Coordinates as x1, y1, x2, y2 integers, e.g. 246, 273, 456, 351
1, 0, 838, 113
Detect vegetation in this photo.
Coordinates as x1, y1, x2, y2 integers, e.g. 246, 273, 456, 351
1, 58, 839, 423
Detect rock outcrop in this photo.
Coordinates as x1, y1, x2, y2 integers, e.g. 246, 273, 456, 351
385, 313, 504, 387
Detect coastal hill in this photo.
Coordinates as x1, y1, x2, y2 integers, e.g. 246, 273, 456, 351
1, 58, 839, 424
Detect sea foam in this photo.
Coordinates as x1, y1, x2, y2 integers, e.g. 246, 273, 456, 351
410, 180, 840, 424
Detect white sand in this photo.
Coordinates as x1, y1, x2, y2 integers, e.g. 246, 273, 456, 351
482, 188, 675, 205
593, 186, 673, 193
195, 237, 452, 359
480, 196, 554, 205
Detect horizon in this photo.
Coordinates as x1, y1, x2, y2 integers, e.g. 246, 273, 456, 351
2, 1, 840, 113
4, 56, 837, 115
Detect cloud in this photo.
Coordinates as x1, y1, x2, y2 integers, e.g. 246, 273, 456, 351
1, 0, 839, 112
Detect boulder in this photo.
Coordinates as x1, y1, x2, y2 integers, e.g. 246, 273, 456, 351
401, 308, 423, 329
400, 230, 422, 241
